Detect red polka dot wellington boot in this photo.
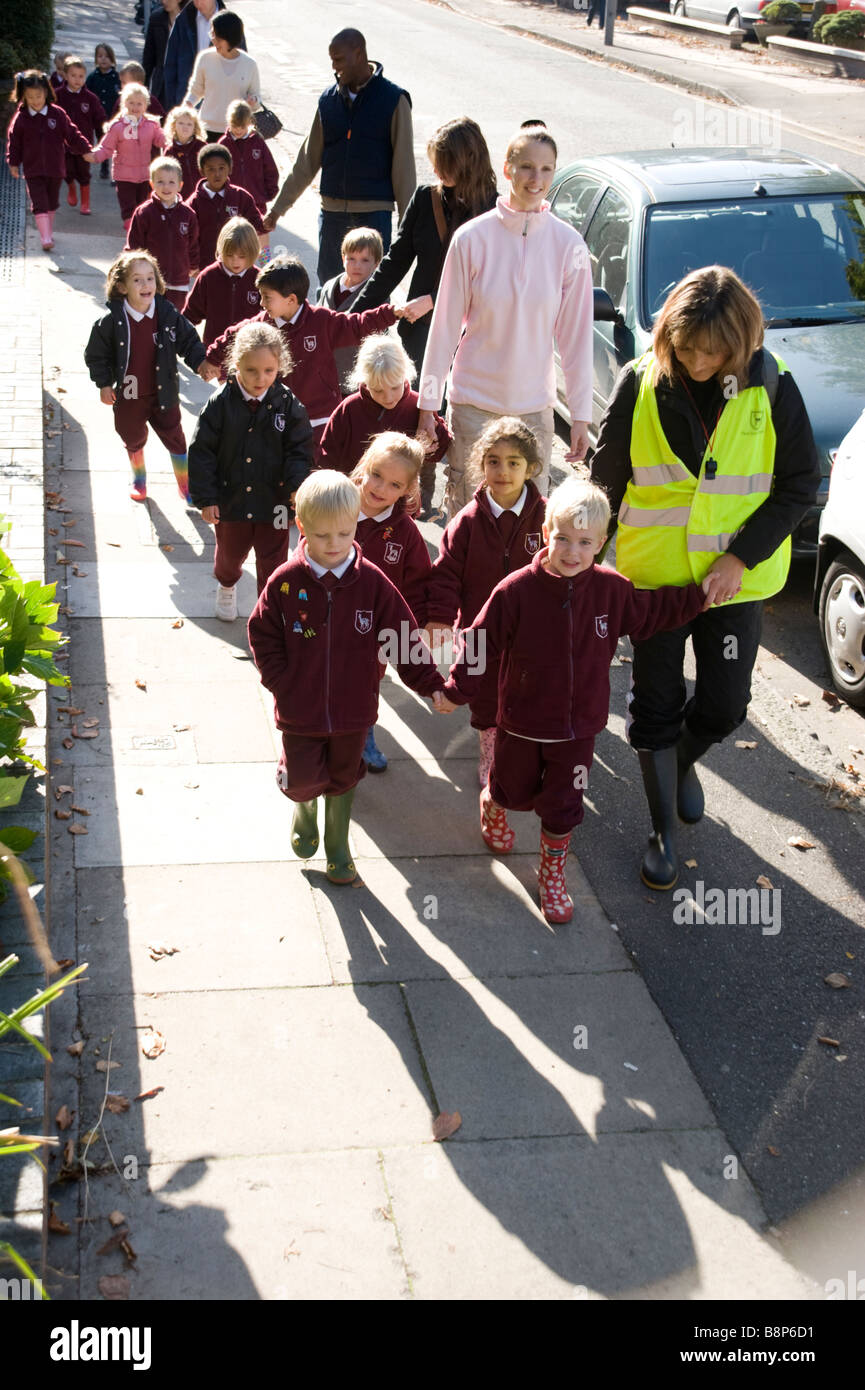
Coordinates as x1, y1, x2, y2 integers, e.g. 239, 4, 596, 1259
537, 829, 573, 924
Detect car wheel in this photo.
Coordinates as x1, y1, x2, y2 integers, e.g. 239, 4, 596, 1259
673, 1, 685, 12
727, 8, 743, 25
819, 552, 865, 709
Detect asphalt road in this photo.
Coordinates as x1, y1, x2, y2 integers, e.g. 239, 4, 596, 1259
245, 0, 865, 1237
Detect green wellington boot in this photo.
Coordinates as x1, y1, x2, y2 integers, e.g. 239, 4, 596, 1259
324, 790, 358, 884
291, 799, 319, 858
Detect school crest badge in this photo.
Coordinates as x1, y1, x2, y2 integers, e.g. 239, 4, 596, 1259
81, 102, 90, 112
750, 408, 764, 430
165, 325, 176, 342
355, 610, 373, 635
524, 533, 541, 554
274, 412, 285, 432
227, 204, 239, 216
179, 221, 189, 235
252, 147, 261, 160
47, 117, 56, 129
304, 336, 317, 353
595, 615, 608, 639
247, 290, 259, 305
384, 541, 403, 565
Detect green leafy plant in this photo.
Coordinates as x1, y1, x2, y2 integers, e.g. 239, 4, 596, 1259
3, 1, 55, 71
0, 40, 25, 78
759, 1, 801, 21
813, 9, 865, 42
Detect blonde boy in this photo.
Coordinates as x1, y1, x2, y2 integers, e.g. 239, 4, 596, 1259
125, 156, 200, 309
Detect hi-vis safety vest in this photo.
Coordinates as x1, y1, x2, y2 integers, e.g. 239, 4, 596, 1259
616, 350, 790, 604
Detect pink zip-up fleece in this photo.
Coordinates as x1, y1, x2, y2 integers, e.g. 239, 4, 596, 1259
90, 114, 167, 183
418, 195, 594, 423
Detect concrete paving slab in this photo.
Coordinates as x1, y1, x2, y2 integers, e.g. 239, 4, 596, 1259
383, 1131, 816, 1300
75, 863, 332, 993
404, 972, 717, 1140
64, 617, 256, 686
79, 985, 434, 1158
314, 854, 627, 985
75, 1151, 408, 1301
62, 561, 260, 620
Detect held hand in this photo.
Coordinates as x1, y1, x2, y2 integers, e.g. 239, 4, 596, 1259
565, 421, 591, 463
262, 210, 278, 232
197, 361, 219, 382
83, 153, 96, 163
415, 428, 436, 456
704, 552, 746, 605
417, 409, 439, 443
201, 505, 219, 524
9, 166, 19, 179
431, 690, 457, 714
99, 385, 116, 405
396, 294, 434, 323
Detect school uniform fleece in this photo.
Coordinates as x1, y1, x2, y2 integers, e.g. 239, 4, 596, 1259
248, 540, 445, 736
317, 382, 451, 475
166, 138, 206, 201
356, 509, 431, 625
55, 86, 106, 186
6, 105, 92, 211
185, 179, 265, 271
182, 260, 261, 348
125, 195, 200, 303
219, 128, 279, 212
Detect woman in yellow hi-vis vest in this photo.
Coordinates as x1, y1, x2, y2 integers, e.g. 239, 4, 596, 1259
591, 267, 820, 890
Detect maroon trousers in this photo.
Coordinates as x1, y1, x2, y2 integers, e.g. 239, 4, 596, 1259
26, 176, 63, 213
113, 394, 186, 455
213, 520, 290, 595
277, 731, 367, 801
116, 180, 150, 222
65, 153, 91, 186
489, 730, 596, 837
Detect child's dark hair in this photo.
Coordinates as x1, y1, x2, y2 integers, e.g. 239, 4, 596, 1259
13, 71, 54, 107
120, 61, 147, 84
94, 43, 116, 67
257, 255, 309, 304
198, 142, 232, 171
212, 10, 245, 50
466, 416, 543, 490
105, 250, 165, 301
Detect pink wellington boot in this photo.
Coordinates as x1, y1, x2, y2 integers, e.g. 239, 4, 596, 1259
35, 213, 54, 250
537, 828, 574, 924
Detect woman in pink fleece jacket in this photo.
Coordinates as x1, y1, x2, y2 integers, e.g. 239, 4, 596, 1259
86, 83, 167, 229
418, 125, 594, 518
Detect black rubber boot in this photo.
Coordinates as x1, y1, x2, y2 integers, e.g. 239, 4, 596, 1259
637, 748, 679, 890
290, 799, 319, 858
676, 728, 714, 824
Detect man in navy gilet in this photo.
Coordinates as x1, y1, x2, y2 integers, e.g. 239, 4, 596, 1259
263, 29, 416, 286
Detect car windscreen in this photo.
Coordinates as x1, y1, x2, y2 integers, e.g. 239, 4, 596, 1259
644, 194, 865, 325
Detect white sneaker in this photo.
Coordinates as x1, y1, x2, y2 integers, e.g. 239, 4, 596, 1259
215, 584, 237, 621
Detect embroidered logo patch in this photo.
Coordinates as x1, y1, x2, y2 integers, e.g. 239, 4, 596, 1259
355, 610, 373, 635
247, 290, 259, 305
384, 541, 403, 565
298, 588, 308, 601
179, 221, 189, 235
280, 582, 290, 595
274, 412, 285, 432
595, 615, 608, 639
292, 620, 303, 633
227, 205, 239, 216
750, 409, 764, 430
81, 102, 90, 112
165, 325, 176, 342
47, 117, 56, 129
303, 335, 317, 353
252, 147, 261, 159
524, 533, 541, 554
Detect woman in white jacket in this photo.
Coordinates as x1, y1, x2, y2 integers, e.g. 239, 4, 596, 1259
184, 9, 259, 142
418, 125, 593, 517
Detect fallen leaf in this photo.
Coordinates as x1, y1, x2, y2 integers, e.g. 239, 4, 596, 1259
104, 1094, 130, 1115
148, 942, 179, 961
141, 1028, 166, 1060
685, 858, 697, 868
173, 723, 190, 732
61, 518, 76, 527
55, 1104, 73, 1131
68, 823, 88, 835
48, 1203, 71, 1235
824, 973, 851, 989
71, 725, 98, 740
81, 717, 100, 729
56, 959, 74, 970
756, 875, 773, 890
134, 1086, 164, 1102
767, 1145, 781, 1157
135, 788, 144, 796
108, 1210, 126, 1227
735, 740, 758, 750
792, 694, 810, 707
70, 805, 90, 815
56, 707, 84, 716
55, 808, 72, 820
67, 1040, 85, 1056
171, 619, 184, 629
432, 1110, 462, 1142
787, 836, 815, 851
846, 951, 855, 960
135, 679, 147, 692
95, 1060, 121, 1073
822, 689, 841, 706
97, 1274, 130, 1300
184, 781, 199, 790
161, 544, 174, 552
63, 1138, 75, 1166
60, 539, 85, 549
62, 738, 74, 749
818, 1036, 840, 1047
48, 527, 58, 536
106, 541, 122, 548
53, 784, 74, 799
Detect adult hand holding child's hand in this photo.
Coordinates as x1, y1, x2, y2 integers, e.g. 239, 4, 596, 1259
702, 552, 745, 609
396, 295, 434, 323
431, 690, 456, 714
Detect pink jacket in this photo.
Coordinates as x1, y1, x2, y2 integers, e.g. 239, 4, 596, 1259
90, 114, 166, 183
418, 195, 594, 423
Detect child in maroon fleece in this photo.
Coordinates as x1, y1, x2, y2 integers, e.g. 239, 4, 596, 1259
220, 101, 279, 214
183, 216, 261, 347
425, 417, 547, 791
206, 256, 431, 452
439, 476, 719, 925
350, 432, 432, 774
165, 106, 207, 200
6, 71, 92, 250
318, 333, 451, 513
185, 144, 267, 272
55, 57, 106, 214
109, 62, 166, 121
247, 471, 445, 885
125, 158, 200, 310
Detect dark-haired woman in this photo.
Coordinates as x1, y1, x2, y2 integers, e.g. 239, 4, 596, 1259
184, 10, 258, 141
590, 265, 820, 890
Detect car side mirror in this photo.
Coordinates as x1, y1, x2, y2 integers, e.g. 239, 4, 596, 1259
593, 287, 623, 324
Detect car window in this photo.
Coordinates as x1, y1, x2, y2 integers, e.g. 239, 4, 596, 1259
643, 195, 865, 323
583, 186, 631, 310
550, 172, 604, 234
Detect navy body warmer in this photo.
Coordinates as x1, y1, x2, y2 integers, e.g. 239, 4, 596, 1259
318, 69, 410, 204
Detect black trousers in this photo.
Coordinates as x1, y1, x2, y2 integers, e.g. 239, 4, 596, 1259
628, 599, 763, 751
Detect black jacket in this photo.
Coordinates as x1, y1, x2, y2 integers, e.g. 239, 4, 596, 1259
590, 349, 821, 570
352, 182, 497, 370
143, 5, 186, 105
84, 295, 206, 411
188, 378, 313, 521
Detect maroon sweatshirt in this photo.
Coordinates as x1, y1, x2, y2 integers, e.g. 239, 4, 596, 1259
126, 194, 200, 287
207, 301, 398, 431
248, 540, 445, 735
444, 550, 706, 740
318, 383, 451, 476
167, 137, 206, 201
218, 128, 278, 212
356, 508, 431, 625
182, 259, 260, 346
185, 179, 265, 272
55, 85, 106, 142
6, 104, 91, 179
426, 482, 547, 629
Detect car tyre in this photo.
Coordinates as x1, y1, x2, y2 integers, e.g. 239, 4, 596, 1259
819, 551, 865, 709
673, 0, 685, 12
